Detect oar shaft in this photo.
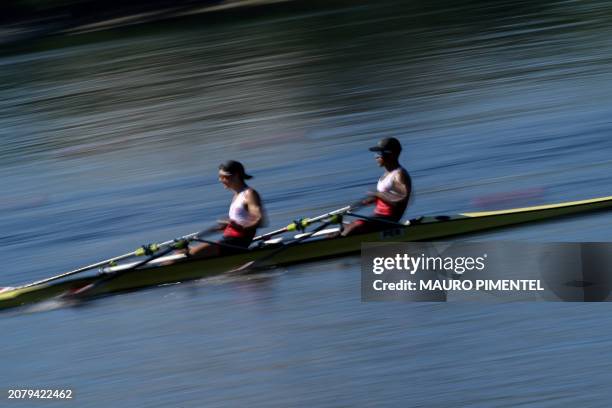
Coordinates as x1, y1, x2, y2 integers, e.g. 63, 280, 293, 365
253, 205, 353, 242
21, 252, 149, 289
309, 205, 351, 223
68, 241, 185, 298
18, 227, 216, 289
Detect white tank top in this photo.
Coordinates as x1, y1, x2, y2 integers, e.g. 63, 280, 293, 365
228, 189, 253, 226
377, 167, 402, 193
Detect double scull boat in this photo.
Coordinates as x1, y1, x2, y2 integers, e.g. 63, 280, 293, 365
1, 195, 611, 310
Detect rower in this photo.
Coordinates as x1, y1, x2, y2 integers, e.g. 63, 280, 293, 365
342, 137, 411, 236
189, 160, 266, 257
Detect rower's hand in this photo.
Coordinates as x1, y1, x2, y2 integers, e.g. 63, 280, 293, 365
216, 219, 230, 231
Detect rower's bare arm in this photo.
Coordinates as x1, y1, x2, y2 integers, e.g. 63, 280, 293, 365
243, 189, 267, 228
395, 170, 411, 201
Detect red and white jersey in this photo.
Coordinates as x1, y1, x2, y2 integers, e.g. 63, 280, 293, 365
224, 189, 256, 239
374, 167, 408, 221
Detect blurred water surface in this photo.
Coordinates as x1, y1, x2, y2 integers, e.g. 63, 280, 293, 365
1, 1, 612, 406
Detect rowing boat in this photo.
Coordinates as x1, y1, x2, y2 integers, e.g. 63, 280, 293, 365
1, 195, 611, 310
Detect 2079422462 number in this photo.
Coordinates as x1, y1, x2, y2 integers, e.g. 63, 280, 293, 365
7, 389, 73, 399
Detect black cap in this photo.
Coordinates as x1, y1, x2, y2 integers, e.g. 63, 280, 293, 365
219, 160, 253, 180
368, 137, 402, 155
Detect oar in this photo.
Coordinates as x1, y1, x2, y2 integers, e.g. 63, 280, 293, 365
253, 201, 364, 243
17, 224, 220, 290
228, 214, 344, 275
67, 239, 190, 298
65, 222, 232, 299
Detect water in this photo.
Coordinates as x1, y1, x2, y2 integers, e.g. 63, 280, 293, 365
1, 1, 612, 406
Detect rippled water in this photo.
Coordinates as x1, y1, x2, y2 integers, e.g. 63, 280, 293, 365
2, 1, 612, 406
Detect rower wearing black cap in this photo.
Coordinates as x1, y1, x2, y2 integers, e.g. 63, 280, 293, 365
189, 160, 266, 257
342, 137, 411, 236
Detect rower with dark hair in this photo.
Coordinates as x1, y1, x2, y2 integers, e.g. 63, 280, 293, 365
342, 137, 411, 236
189, 160, 266, 258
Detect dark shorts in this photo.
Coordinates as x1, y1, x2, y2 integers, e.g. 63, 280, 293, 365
218, 236, 252, 255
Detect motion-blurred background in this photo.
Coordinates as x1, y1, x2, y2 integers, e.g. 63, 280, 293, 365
2, 1, 612, 406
